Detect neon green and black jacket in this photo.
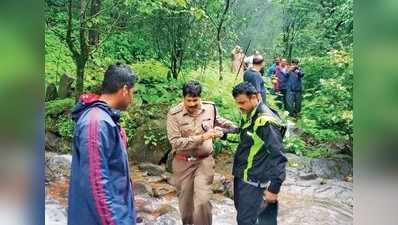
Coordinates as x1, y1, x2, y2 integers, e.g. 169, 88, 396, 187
232, 102, 287, 194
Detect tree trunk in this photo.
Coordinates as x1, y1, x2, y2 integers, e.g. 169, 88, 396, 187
171, 50, 178, 79
75, 60, 86, 100
288, 43, 293, 62
218, 39, 223, 80
216, 0, 230, 81
89, 0, 101, 45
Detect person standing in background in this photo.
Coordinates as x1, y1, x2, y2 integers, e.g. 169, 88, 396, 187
286, 58, 305, 117
273, 58, 289, 109
243, 54, 267, 103
231, 46, 245, 75
267, 57, 280, 81
267, 57, 280, 95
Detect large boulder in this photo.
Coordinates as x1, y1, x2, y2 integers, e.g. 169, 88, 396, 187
45, 131, 72, 153
45, 152, 72, 182
46, 83, 58, 101
310, 158, 352, 179
212, 173, 226, 193
45, 131, 60, 152
58, 74, 74, 99
138, 163, 165, 176
285, 153, 352, 180
128, 119, 170, 164
134, 181, 154, 197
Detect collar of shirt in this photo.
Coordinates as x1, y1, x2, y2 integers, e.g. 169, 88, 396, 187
182, 103, 205, 117
242, 102, 261, 128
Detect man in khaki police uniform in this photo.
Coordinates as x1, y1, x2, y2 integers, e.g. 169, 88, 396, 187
167, 80, 238, 225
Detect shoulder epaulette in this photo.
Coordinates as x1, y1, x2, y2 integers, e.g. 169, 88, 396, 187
169, 104, 183, 115
202, 100, 215, 105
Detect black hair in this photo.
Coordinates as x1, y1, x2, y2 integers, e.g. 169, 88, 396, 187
232, 82, 258, 98
292, 58, 300, 64
101, 62, 137, 94
252, 54, 264, 65
182, 80, 202, 97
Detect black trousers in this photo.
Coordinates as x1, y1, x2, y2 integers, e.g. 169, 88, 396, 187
281, 89, 287, 109
275, 89, 286, 110
234, 178, 278, 225
286, 91, 302, 116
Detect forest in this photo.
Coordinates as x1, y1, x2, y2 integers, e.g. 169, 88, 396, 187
45, 0, 353, 161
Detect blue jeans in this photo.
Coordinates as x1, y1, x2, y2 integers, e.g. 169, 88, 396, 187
234, 178, 278, 225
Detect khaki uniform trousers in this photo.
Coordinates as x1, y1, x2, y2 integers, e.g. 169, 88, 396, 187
172, 155, 215, 225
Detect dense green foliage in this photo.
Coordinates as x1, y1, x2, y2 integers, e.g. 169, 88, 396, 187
45, 0, 353, 159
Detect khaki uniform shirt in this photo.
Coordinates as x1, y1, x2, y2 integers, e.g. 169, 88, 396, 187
167, 101, 236, 157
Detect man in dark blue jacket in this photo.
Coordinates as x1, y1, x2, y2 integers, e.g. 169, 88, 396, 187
243, 54, 267, 103
68, 63, 137, 225
286, 58, 304, 117
231, 82, 287, 225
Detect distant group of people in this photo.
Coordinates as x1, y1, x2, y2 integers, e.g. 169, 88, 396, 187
231, 45, 305, 117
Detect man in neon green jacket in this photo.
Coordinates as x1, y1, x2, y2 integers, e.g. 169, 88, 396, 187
231, 82, 287, 225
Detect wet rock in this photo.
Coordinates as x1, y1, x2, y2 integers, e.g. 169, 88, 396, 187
154, 204, 178, 216
138, 163, 165, 176
212, 173, 226, 193
45, 131, 72, 153
286, 153, 352, 180
298, 172, 318, 180
150, 214, 181, 225
286, 153, 311, 172
285, 120, 297, 138
128, 119, 170, 164
146, 176, 166, 183
310, 158, 352, 179
163, 172, 173, 183
278, 193, 353, 225
223, 180, 234, 199
134, 181, 154, 197
45, 195, 67, 225
135, 198, 156, 213
45, 131, 60, 152
153, 184, 176, 197
282, 177, 353, 207
344, 175, 353, 182
45, 152, 72, 181
136, 217, 144, 224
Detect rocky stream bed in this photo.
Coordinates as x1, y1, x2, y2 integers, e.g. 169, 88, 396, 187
45, 151, 353, 225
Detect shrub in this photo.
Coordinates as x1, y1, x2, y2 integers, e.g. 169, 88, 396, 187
45, 98, 75, 116
45, 98, 75, 140
298, 50, 353, 144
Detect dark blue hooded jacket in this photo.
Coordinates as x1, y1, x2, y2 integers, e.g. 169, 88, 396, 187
68, 94, 136, 225
287, 67, 304, 91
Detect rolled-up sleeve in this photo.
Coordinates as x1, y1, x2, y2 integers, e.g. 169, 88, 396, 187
214, 107, 238, 129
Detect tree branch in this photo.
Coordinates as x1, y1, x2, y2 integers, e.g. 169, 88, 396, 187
66, 0, 80, 60
79, 0, 89, 61
217, 0, 231, 33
